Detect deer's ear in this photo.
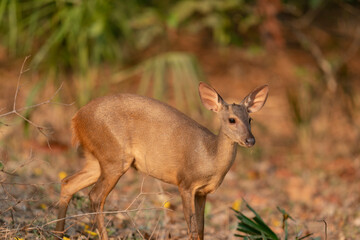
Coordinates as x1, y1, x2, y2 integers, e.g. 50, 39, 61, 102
199, 82, 224, 112
242, 85, 269, 113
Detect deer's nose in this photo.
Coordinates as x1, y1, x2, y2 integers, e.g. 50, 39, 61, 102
245, 137, 255, 147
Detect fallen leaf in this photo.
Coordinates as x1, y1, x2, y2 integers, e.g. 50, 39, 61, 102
84, 229, 98, 236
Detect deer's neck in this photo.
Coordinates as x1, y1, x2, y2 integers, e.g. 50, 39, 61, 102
214, 128, 238, 174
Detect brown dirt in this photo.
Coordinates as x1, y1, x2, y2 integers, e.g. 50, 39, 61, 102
1, 24, 360, 239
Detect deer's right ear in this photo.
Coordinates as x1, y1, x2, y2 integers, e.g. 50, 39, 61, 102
242, 85, 269, 113
198, 82, 223, 112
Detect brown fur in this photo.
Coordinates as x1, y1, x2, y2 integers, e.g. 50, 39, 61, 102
71, 116, 79, 147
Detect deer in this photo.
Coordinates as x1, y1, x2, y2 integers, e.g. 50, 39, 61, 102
55, 82, 269, 240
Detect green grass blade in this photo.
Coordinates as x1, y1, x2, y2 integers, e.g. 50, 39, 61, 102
172, 56, 186, 111
0, 0, 8, 24
138, 61, 153, 96
243, 200, 279, 239
152, 55, 166, 100
180, 55, 198, 112
235, 212, 265, 234
8, 0, 18, 55
236, 226, 260, 235
237, 211, 272, 235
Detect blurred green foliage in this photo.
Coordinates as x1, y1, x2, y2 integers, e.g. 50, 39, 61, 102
0, 0, 258, 74
0, 0, 260, 107
0, 0, 356, 73
0, 0, 355, 108
233, 200, 316, 239
114, 51, 207, 115
0, 0, 142, 73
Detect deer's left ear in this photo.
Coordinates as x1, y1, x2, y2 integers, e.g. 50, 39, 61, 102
199, 82, 225, 113
242, 85, 269, 113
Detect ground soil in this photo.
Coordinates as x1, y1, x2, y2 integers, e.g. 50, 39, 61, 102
1, 22, 360, 239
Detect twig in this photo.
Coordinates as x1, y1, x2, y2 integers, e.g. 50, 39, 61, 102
336, 26, 360, 72
10, 148, 34, 175
13, 56, 31, 111
1, 184, 17, 201
0, 56, 72, 148
122, 176, 159, 239
293, 30, 337, 92
0, 206, 170, 235
15, 82, 73, 112
0, 169, 17, 176
0, 82, 72, 119
291, 5, 324, 29
0, 199, 24, 216
125, 177, 147, 211
0, 121, 9, 126
0, 176, 172, 237
0, 181, 57, 186
0, 149, 36, 178
289, 5, 360, 94
317, 219, 328, 240
124, 211, 146, 239
149, 215, 162, 240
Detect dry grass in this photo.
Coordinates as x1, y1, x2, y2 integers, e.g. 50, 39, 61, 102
1, 28, 360, 239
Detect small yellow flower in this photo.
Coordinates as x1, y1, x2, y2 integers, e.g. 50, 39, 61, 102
58, 171, 67, 180
232, 199, 242, 211
40, 203, 48, 210
63, 237, 71, 240
272, 219, 282, 227
14, 238, 24, 240
84, 230, 98, 236
163, 201, 171, 209
34, 167, 43, 176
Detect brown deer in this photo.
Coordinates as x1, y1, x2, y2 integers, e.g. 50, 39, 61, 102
55, 82, 269, 239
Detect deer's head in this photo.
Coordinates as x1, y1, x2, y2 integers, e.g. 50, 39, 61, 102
199, 82, 269, 147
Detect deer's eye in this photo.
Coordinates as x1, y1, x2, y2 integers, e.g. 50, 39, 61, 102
249, 118, 252, 124
229, 118, 236, 124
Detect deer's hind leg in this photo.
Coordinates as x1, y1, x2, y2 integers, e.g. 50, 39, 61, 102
56, 151, 101, 236
88, 154, 133, 240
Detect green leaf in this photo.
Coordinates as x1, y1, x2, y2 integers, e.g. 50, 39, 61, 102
233, 199, 279, 240
237, 212, 265, 233
310, 0, 323, 9
244, 200, 279, 239
236, 225, 260, 235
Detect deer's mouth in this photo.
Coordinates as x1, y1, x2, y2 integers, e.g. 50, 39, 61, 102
238, 141, 255, 148
238, 141, 248, 147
